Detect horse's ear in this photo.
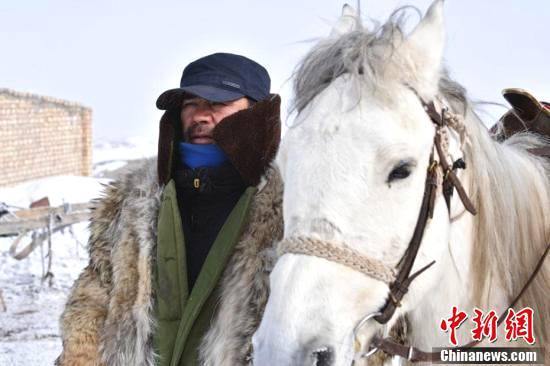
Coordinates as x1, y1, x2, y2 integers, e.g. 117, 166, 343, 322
330, 4, 361, 37
403, 0, 445, 97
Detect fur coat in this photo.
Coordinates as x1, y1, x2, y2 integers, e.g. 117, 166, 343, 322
57, 96, 284, 366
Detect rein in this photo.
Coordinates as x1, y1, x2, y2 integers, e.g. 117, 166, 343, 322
277, 95, 550, 362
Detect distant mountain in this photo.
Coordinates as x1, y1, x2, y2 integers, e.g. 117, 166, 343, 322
93, 136, 157, 165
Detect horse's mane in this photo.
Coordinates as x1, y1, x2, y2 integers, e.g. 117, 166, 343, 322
458, 94, 550, 343
292, 8, 550, 343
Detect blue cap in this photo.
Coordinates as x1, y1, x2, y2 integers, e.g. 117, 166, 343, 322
156, 53, 271, 110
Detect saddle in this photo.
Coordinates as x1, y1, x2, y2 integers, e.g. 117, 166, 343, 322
492, 88, 550, 141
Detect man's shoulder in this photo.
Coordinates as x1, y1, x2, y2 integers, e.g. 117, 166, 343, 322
116, 157, 160, 195
95, 157, 164, 213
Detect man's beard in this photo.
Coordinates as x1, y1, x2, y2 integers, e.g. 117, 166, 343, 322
185, 123, 214, 143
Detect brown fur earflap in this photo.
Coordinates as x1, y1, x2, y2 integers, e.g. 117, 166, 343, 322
157, 94, 281, 187
157, 109, 180, 185
213, 94, 281, 186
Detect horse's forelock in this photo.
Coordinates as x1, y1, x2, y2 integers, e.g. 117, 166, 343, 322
291, 6, 423, 116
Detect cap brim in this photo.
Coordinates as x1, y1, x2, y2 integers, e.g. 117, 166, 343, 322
156, 85, 245, 110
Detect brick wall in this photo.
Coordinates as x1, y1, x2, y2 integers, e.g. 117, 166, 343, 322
0, 89, 92, 187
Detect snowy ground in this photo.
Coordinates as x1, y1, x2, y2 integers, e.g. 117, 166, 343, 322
0, 138, 155, 365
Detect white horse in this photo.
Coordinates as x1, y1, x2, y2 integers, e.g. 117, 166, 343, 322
252, 1, 549, 365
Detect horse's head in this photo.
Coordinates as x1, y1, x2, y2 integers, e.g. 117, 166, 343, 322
253, 1, 472, 365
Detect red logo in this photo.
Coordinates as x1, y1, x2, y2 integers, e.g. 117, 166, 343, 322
504, 307, 535, 344
439, 307, 536, 345
471, 308, 498, 343
440, 306, 468, 346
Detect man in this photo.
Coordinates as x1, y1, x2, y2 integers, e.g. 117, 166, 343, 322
57, 53, 283, 366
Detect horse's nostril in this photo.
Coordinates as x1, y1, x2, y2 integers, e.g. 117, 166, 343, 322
312, 346, 334, 366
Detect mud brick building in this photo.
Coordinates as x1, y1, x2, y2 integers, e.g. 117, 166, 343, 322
0, 89, 92, 187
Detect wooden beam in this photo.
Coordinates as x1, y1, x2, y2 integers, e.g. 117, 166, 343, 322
0, 203, 91, 236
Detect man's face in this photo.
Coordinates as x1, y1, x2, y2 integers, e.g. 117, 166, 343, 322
180, 96, 249, 144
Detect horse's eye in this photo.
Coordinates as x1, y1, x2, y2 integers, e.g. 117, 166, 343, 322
387, 162, 413, 183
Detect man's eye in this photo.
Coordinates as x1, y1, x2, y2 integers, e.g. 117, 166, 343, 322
182, 102, 197, 108
211, 102, 227, 107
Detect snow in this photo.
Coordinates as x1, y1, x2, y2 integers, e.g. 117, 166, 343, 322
0, 137, 154, 365
0, 175, 110, 208
92, 136, 157, 164
0, 223, 90, 366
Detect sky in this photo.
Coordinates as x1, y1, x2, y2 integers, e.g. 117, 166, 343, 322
1, 0, 548, 141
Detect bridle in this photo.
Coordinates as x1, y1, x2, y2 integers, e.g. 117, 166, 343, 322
277, 94, 550, 363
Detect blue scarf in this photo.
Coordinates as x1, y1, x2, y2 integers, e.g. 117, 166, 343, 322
179, 142, 229, 169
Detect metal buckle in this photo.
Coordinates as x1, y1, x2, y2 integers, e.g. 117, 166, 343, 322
352, 311, 382, 359
444, 167, 452, 180
362, 345, 380, 359
408, 346, 414, 361
388, 293, 401, 307
428, 160, 438, 172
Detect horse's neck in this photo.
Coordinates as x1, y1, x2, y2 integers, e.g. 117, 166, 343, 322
395, 106, 548, 351
406, 184, 510, 349
406, 209, 475, 348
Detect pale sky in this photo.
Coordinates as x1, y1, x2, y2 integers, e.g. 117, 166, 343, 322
1, 0, 548, 141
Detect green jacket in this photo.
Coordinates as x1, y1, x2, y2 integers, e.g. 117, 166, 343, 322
153, 180, 256, 366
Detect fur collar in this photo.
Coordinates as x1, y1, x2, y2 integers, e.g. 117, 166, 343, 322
157, 95, 281, 186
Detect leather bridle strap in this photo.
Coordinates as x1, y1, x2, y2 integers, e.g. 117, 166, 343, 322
371, 337, 438, 363
434, 132, 477, 215
372, 241, 550, 362
373, 98, 479, 324
425, 100, 477, 216
529, 147, 550, 158
373, 152, 439, 324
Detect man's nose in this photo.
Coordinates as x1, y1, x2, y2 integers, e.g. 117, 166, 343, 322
191, 103, 213, 123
